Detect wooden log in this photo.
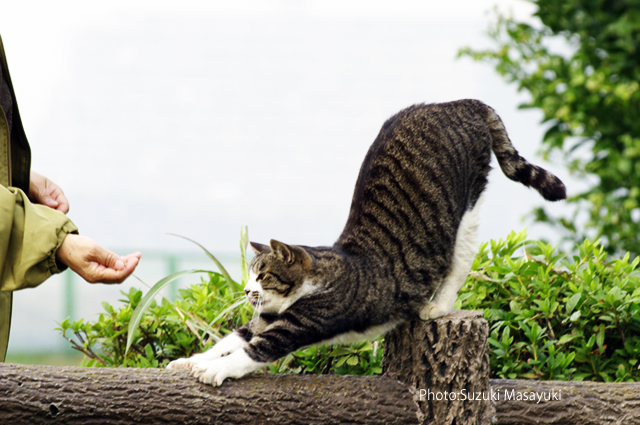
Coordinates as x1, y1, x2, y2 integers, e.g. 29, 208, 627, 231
4, 363, 640, 424
0, 363, 419, 424
490, 379, 640, 425
0, 310, 490, 424
4, 364, 640, 425
383, 310, 492, 425
4, 311, 640, 424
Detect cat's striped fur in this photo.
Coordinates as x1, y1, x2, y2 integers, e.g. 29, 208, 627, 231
167, 99, 566, 385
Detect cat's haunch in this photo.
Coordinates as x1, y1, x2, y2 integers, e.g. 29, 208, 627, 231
167, 99, 566, 386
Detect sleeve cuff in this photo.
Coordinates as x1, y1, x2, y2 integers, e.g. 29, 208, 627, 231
47, 221, 79, 275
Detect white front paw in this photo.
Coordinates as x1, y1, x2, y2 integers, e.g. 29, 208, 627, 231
190, 349, 266, 387
419, 302, 450, 320
191, 356, 237, 386
167, 357, 193, 371
167, 352, 208, 371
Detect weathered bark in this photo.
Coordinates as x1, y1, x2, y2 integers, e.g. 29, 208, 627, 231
4, 310, 640, 425
383, 310, 491, 425
4, 364, 640, 425
0, 363, 418, 424
0, 310, 491, 424
490, 379, 640, 425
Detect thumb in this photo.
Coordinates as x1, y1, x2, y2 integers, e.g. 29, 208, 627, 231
93, 245, 125, 271
40, 194, 59, 208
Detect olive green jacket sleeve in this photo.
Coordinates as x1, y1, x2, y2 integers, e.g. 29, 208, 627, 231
0, 185, 78, 291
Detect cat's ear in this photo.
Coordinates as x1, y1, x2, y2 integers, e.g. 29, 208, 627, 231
269, 239, 311, 268
250, 242, 271, 255
270, 240, 295, 264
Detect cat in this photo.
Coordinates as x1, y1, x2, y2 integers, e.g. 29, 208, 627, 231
167, 99, 566, 386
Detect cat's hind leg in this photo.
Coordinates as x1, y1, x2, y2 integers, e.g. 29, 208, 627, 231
420, 195, 483, 320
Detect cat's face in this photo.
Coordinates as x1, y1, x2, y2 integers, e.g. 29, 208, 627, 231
245, 240, 314, 314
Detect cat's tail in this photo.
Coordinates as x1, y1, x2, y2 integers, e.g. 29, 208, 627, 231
485, 106, 566, 201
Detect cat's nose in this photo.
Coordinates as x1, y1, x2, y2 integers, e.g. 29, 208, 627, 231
244, 289, 250, 295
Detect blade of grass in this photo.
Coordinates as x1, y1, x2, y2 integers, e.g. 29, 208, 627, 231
200, 298, 249, 340
125, 269, 209, 355
240, 226, 250, 286
168, 233, 242, 292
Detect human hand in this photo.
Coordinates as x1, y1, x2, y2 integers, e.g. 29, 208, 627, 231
29, 171, 70, 213
55, 234, 141, 284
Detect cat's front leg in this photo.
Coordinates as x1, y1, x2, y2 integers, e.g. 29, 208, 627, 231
167, 331, 248, 371
190, 310, 314, 385
190, 348, 267, 386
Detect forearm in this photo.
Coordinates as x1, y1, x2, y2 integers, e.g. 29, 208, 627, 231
0, 185, 77, 291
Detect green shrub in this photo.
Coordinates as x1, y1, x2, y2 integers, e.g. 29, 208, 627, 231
57, 272, 253, 367
456, 230, 640, 382
59, 231, 640, 381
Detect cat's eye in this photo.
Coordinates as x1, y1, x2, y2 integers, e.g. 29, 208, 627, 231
257, 273, 266, 281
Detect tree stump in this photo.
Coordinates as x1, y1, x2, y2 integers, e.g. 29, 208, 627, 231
383, 310, 491, 425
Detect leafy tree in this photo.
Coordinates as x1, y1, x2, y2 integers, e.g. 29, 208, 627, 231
460, 0, 640, 254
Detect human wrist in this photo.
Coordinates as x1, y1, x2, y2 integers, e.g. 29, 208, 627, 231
53, 226, 79, 273
54, 233, 71, 269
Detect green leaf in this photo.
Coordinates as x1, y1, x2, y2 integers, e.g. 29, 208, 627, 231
570, 311, 581, 322
334, 356, 349, 367
101, 301, 115, 314
566, 293, 582, 314
596, 325, 606, 350
557, 334, 575, 345
357, 341, 374, 352
329, 348, 353, 357
125, 269, 209, 355
346, 355, 359, 366
509, 300, 521, 313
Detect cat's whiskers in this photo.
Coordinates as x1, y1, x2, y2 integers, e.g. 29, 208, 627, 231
248, 292, 265, 331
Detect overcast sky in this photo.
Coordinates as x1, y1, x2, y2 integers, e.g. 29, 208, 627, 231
1, 1, 585, 352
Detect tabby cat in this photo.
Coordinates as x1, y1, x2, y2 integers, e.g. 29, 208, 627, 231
167, 99, 566, 385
